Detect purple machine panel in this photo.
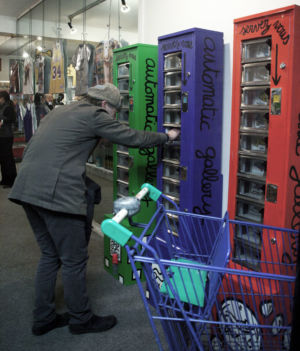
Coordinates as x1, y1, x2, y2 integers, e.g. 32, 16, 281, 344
157, 28, 224, 217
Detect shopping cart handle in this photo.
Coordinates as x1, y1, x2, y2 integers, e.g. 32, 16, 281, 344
141, 183, 162, 201
101, 184, 161, 246
101, 217, 133, 246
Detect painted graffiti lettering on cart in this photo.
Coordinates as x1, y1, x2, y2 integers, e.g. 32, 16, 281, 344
200, 37, 219, 131
193, 147, 219, 215
240, 19, 271, 36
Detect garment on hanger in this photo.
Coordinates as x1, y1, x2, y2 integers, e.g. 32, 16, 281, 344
67, 64, 76, 88
94, 39, 120, 85
43, 55, 51, 94
49, 40, 65, 94
35, 56, 45, 93
23, 56, 34, 95
72, 43, 95, 96
9, 60, 21, 94
23, 103, 33, 142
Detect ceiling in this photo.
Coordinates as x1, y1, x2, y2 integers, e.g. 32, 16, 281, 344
0, 0, 40, 18
0, 0, 138, 57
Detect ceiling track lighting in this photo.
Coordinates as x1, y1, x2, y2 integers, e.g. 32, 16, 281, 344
68, 18, 77, 34
121, 0, 130, 13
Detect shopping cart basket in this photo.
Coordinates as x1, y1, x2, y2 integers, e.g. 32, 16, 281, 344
101, 183, 298, 351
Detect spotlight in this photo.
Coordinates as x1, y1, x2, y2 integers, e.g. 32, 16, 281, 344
68, 19, 77, 34
121, 0, 130, 13
23, 51, 29, 58
36, 45, 43, 52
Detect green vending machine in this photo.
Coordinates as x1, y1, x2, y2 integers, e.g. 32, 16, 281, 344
103, 44, 158, 285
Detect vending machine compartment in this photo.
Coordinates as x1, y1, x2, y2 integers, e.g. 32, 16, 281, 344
164, 90, 181, 108
162, 195, 180, 211
241, 37, 271, 63
241, 62, 271, 86
164, 71, 182, 90
117, 151, 133, 168
118, 78, 129, 92
240, 133, 268, 154
238, 155, 267, 179
164, 108, 181, 127
162, 177, 180, 199
162, 160, 181, 181
241, 86, 270, 108
164, 52, 182, 71
120, 93, 130, 109
238, 177, 265, 201
116, 180, 129, 197
240, 110, 269, 131
236, 198, 264, 223
163, 144, 181, 161
234, 238, 262, 271
117, 144, 128, 153
234, 223, 262, 247
117, 167, 129, 183
118, 63, 130, 77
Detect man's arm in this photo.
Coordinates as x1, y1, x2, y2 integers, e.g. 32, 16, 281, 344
90, 110, 179, 148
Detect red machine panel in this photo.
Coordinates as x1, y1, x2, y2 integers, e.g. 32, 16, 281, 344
228, 5, 300, 269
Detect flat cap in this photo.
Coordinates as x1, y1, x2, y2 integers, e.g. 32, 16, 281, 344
87, 83, 122, 110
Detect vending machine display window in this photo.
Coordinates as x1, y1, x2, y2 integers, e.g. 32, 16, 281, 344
241, 38, 271, 63
240, 111, 269, 131
241, 63, 271, 85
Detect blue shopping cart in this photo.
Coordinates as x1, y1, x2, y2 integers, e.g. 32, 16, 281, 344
101, 183, 298, 351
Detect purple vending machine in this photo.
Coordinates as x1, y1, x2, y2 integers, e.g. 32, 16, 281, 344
157, 28, 224, 220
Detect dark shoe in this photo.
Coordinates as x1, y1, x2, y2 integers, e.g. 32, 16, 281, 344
69, 314, 117, 335
2, 185, 12, 189
32, 313, 70, 336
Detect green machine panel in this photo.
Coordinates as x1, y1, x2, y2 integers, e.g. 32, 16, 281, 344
104, 44, 158, 285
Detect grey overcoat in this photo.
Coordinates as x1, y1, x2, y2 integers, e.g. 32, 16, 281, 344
9, 101, 168, 215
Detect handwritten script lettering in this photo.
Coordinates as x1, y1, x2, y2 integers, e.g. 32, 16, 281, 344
139, 58, 157, 206
200, 37, 219, 131
193, 147, 219, 215
273, 20, 290, 45
161, 39, 193, 52
240, 19, 271, 36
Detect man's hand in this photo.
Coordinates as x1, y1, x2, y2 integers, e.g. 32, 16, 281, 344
0, 120, 3, 128
166, 128, 180, 141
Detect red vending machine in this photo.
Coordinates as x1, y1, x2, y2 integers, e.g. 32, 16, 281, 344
228, 4, 300, 269
216, 5, 300, 351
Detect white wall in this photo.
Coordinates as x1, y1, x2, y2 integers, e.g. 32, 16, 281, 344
138, 0, 300, 215
0, 15, 16, 34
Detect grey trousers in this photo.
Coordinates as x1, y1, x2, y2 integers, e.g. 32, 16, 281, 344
23, 204, 93, 326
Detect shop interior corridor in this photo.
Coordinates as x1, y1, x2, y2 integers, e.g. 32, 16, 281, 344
0, 169, 166, 351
